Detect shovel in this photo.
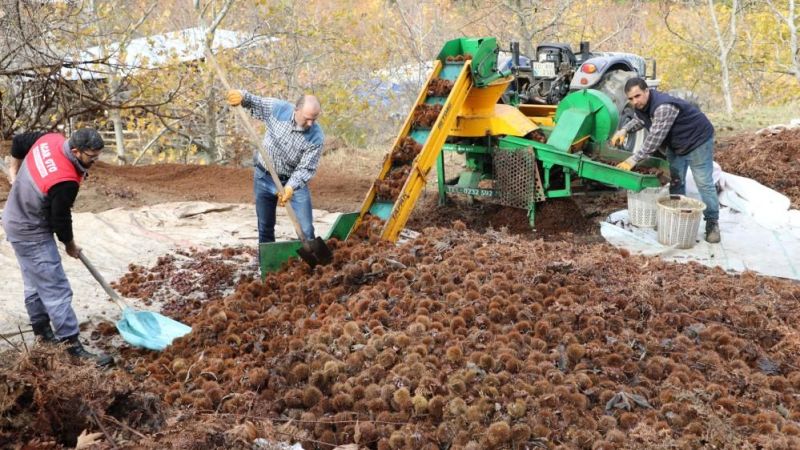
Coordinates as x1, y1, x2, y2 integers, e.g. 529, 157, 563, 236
78, 251, 191, 351
201, 46, 333, 270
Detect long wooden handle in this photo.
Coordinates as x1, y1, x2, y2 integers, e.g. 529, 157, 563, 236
202, 48, 308, 241
78, 251, 130, 310
0, 157, 10, 177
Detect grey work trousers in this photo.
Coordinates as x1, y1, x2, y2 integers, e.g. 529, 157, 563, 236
10, 237, 79, 340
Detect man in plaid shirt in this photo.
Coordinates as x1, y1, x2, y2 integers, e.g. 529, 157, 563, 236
226, 90, 323, 245
612, 78, 720, 244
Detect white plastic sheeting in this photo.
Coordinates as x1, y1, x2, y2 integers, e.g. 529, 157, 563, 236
0, 202, 340, 339
602, 169, 800, 281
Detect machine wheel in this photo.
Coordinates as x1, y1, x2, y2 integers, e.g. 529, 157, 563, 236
596, 70, 643, 153
596, 70, 636, 116
618, 105, 646, 153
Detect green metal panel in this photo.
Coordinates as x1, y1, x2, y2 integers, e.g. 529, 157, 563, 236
599, 146, 670, 172
546, 108, 592, 152
553, 89, 619, 144
327, 212, 359, 240
466, 153, 492, 173
579, 160, 662, 191
436, 37, 505, 87
497, 135, 531, 149
410, 129, 431, 144
442, 142, 492, 154
425, 97, 447, 105
498, 135, 665, 193
439, 63, 465, 80
499, 136, 581, 171
437, 151, 447, 206
260, 212, 359, 275
437, 38, 471, 60
260, 241, 303, 274
456, 170, 484, 188
369, 201, 395, 220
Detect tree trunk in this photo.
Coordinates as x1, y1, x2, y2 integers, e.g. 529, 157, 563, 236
205, 68, 218, 162
720, 53, 734, 115
111, 108, 126, 163
766, 0, 800, 84
708, 0, 737, 116
788, 0, 800, 84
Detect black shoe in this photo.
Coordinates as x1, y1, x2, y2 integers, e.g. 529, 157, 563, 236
705, 221, 721, 244
63, 335, 114, 367
31, 321, 57, 344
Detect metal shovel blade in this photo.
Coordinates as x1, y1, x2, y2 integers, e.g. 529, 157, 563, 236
296, 237, 333, 269
117, 307, 192, 351
78, 251, 191, 351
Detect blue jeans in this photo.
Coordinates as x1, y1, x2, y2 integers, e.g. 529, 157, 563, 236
10, 238, 79, 340
253, 168, 315, 243
665, 136, 719, 222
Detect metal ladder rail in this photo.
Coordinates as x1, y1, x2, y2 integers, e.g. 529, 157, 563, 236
349, 60, 447, 238
380, 61, 474, 242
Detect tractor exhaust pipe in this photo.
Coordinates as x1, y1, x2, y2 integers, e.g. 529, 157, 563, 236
511, 41, 520, 68
579, 41, 590, 58
510, 41, 521, 103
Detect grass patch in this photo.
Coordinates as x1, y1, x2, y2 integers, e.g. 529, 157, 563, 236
708, 101, 800, 138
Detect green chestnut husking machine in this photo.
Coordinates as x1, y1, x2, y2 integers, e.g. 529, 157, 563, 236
262, 36, 668, 272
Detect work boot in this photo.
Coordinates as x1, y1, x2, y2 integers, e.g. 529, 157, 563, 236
705, 221, 721, 244
31, 321, 57, 344
63, 335, 114, 367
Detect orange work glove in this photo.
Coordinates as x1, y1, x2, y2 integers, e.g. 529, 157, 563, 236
616, 157, 636, 171
278, 185, 294, 206
610, 129, 627, 147
226, 90, 243, 106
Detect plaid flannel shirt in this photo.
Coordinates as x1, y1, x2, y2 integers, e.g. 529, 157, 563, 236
623, 103, 679, 163
241, 92, 324, 190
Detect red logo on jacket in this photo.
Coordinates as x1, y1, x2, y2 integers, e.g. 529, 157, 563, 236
25, 133, 83, 195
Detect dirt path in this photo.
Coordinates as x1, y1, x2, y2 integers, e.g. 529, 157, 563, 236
0, 148, 627, 243
1, 149, 376, 214
3, 126, 795, 238
716, 127, 800, 208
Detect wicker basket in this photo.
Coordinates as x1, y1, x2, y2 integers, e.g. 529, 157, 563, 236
656, 195, 706, 249
627, 187, 664, 228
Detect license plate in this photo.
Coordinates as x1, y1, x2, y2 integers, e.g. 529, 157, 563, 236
532, 62, 556, 77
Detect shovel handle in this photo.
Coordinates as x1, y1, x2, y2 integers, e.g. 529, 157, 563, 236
201, 40, 308, 241
78, 251, 130, 310
0, 157, 12, 185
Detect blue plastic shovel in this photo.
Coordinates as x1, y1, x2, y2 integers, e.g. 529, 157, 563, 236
78, 252, 191, 351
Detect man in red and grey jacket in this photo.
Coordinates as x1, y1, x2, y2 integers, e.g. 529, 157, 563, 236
3, 128, 113, 366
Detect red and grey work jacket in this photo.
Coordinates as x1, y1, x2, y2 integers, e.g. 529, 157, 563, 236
2, 133, 85, 242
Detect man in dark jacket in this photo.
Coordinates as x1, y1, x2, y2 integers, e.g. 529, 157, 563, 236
3, 129, 113, 366
611, 78, 720, 243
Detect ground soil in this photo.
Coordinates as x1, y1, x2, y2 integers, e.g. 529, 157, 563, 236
2, 130, 799, 449
716, 127, 800, 208
5, 227, 800, 449
0, 153, 372, 214
407, 191, 625, 243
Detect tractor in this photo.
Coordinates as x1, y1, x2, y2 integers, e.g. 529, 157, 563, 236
499, 41, 660, 153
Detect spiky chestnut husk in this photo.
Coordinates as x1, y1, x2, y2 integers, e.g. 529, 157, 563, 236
484, 421, 511, 448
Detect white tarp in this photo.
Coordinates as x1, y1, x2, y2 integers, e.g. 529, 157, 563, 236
602, 168, 800, 281
0, 202, 340, 339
